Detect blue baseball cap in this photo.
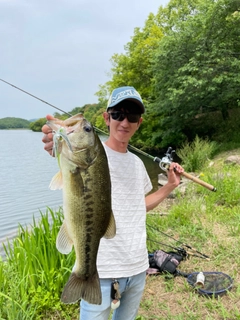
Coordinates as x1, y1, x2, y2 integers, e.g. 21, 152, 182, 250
107, 86, 145, 113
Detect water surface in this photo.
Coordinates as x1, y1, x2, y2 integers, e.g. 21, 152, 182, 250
0, 130, 62, 256
0, 130, 161, 258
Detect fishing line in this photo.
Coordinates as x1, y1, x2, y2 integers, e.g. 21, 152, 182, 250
0, 78, 218, 193
0, 78, 162, 158
0, 78, 114, 139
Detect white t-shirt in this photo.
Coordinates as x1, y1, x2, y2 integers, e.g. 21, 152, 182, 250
96, 143, 153, 278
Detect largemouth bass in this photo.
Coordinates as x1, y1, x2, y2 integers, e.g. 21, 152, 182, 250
47, 113, 116, 305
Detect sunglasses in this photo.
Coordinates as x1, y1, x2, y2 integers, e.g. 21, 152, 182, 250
108, 111, 141, 123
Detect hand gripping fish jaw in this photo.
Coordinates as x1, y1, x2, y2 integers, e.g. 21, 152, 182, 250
154, 147, 217, 192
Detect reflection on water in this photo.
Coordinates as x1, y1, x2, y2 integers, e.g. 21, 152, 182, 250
0, 130, 162, 257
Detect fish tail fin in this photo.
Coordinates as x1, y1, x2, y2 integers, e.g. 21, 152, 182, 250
61, 271, 102, 305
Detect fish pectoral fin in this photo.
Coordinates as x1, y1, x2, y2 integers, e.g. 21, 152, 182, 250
56, 221, 73, 254
103, 211, 116, 239
49, 171, 63, 190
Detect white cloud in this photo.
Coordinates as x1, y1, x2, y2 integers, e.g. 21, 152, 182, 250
0, 0, 169, 119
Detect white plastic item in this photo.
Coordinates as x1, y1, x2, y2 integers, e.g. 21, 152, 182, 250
195, 272, 205, 287
111, 299, 120, 309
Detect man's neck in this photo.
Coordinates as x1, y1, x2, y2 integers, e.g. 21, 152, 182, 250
104, 139, 128, 153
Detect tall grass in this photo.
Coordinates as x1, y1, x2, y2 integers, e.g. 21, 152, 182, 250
176, 135, 217, 172
0, 208, 78, 320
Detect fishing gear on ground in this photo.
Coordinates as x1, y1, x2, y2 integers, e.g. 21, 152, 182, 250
147, 250, 184, 276
146, 224, 210, 277
147, 223, 210, 261
186, 271, 233, 297
146, 225, 233, 297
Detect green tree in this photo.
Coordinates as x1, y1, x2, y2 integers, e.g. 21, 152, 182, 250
152, 0, 240, 147
97, 13, 164, 104
29, 118, 47, 132
0, 117, 30, 129
95, 13, 165, 149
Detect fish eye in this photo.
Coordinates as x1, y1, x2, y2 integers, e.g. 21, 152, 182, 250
84, 125, 92, 133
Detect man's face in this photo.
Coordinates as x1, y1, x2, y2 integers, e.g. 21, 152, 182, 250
103, 102, 142, 144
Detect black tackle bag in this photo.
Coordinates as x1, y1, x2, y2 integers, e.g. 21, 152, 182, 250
147, 250, 184, 276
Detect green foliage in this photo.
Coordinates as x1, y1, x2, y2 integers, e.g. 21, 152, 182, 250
29, 118, 47, 132
70, 106, 84, 115
0, 208, 78, 319
95, 0, 240, 150
151, 0, 240, 147
211, 109, 240, 151
176, 136, 217, 171
0, 117, 30, 129
95, 12, 165, 149
83, 104, 102, 125
199, 165, 240, 212
105, 13, 164, 101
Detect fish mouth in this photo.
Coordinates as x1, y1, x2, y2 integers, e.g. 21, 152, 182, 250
66, 128, 75, 135
48, 114, 94, 154
53, 127, 73, 154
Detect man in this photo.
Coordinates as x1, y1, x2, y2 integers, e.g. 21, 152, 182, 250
42, 86, 184, 320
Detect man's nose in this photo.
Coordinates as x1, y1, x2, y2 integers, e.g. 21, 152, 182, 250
120, 116, 130, 125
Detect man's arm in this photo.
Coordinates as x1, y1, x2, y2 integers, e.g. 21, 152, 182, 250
145, 162, 184, 212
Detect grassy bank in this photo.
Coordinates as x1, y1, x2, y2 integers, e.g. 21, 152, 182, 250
140, 151, 240, 319
0, 145, 240, 319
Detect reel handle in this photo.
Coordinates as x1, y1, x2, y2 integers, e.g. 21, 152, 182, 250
181, 171, 216, 192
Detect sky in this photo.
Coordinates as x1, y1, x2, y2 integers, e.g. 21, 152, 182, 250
0, 0, 169, 120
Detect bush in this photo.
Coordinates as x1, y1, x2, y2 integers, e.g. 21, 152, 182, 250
176, 136, 217, 172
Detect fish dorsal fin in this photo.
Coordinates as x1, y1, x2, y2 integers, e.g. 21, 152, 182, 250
103, 211, 116, 239
56, 221, 73, 254
49, 171, 63, 190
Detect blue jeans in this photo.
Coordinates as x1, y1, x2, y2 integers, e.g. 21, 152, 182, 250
80, 271, 146, 320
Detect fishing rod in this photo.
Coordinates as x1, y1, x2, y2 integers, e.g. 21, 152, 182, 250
129, 145, 216, 191
147, 238, 188, 258
147, 223, 210, 260
0, 78, 217, 192
156, 147, 216, 192
0, 78, 110, 137
0, 78, 108, 135
0, 78, 73, 117
147, 238, 209, 260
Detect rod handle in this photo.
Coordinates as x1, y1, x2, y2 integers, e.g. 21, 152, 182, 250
182, 172, 217, 192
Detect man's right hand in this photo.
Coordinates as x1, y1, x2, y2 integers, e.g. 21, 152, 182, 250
42, 115, 57, 156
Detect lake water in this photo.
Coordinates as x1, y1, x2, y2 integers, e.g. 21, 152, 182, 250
0, 130, 161, 258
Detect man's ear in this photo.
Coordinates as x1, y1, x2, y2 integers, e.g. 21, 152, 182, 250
137, 117, 143, 129
103, 112, 110, 126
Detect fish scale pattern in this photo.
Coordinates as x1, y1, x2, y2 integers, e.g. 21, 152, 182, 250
97, 144, 152, 278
